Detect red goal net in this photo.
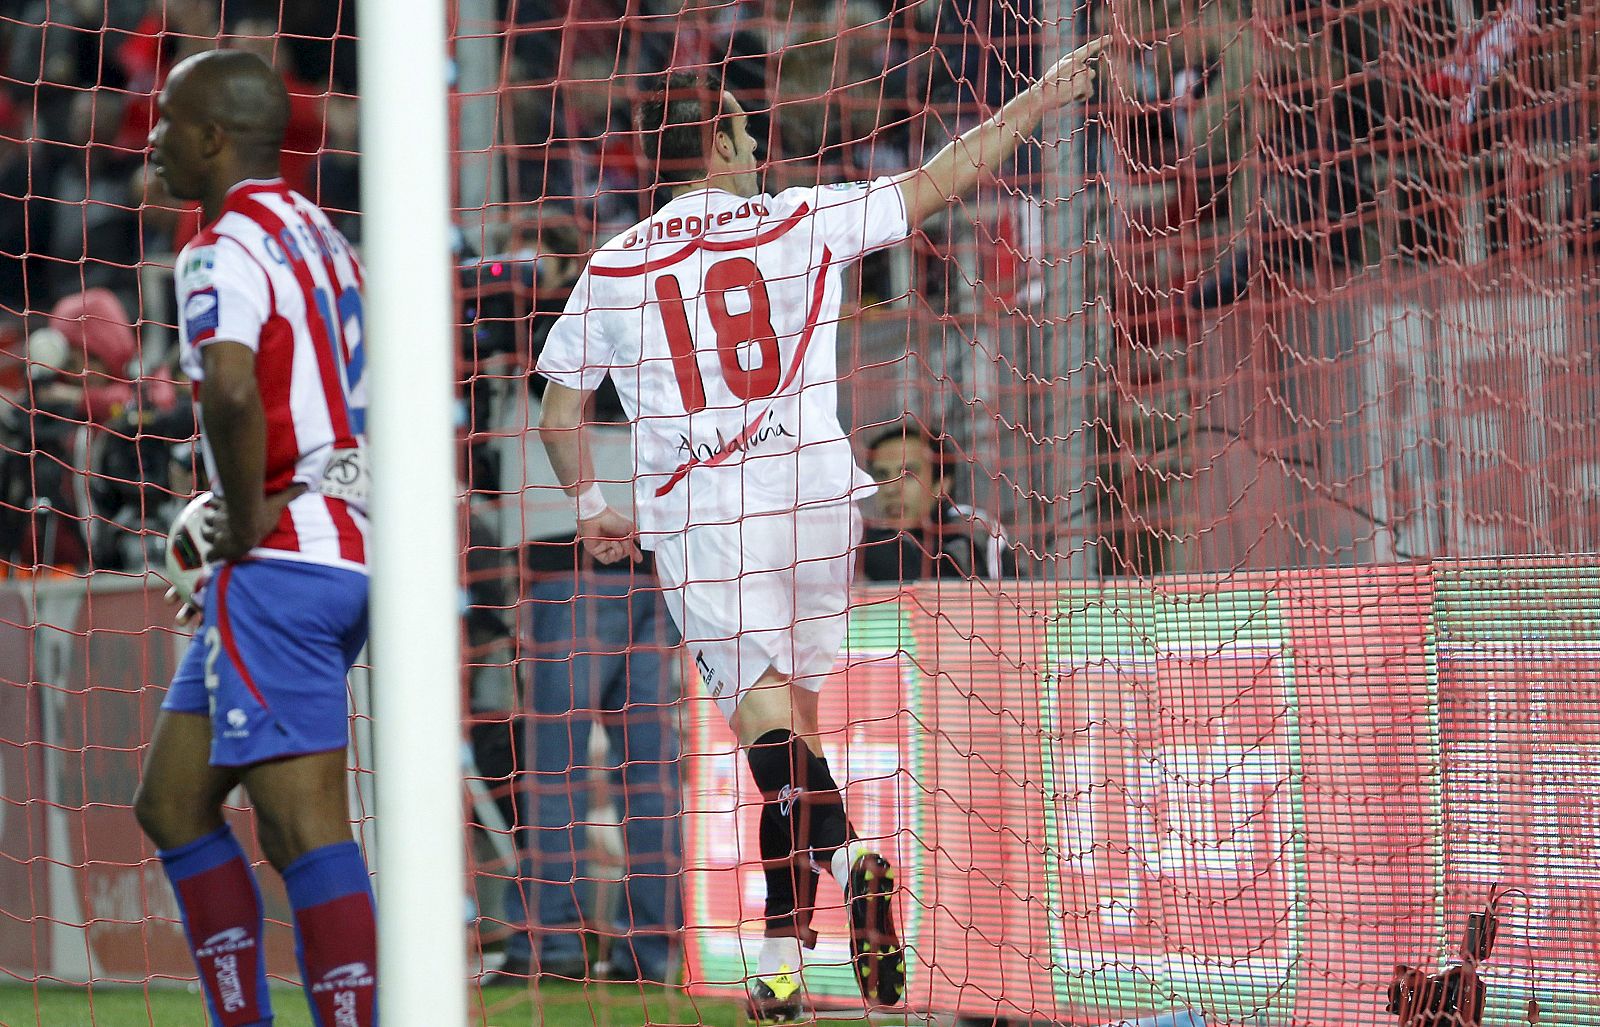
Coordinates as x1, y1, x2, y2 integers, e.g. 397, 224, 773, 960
2, 1, 1598, 1025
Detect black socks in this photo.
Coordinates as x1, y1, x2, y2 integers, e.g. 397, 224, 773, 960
746, 728, 856, 944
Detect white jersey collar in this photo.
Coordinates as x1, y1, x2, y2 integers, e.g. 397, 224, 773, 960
666, 186, 747, 206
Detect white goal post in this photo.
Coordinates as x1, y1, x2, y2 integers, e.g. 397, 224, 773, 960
357, 0, 469, 1023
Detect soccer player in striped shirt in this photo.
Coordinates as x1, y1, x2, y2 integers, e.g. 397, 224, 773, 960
135, 49, 375, 1027
537, 40, 1105, 1022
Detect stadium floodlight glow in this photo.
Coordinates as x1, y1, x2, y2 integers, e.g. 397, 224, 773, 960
357, 0, 468, 1023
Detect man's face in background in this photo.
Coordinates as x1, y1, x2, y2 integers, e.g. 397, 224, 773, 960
869, 436, 945, 529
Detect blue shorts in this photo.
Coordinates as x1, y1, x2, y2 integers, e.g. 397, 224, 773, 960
164, 558, 369, 767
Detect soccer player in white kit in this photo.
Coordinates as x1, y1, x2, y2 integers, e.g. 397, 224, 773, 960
537, 41, 1105, 1022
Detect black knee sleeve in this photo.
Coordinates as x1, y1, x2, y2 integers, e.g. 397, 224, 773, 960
746, 729, 858, 943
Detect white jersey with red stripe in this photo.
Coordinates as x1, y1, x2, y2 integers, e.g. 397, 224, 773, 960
537, 178, 910, 544
175, 178, 369, 572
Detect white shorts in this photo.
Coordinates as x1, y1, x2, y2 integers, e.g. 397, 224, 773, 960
653, 502, 861, 721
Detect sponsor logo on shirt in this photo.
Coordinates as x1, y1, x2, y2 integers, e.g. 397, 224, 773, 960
183, 247, 217, 287
675, 419, 794, 468
184, 288, 220, 338
318, 445, 371, 504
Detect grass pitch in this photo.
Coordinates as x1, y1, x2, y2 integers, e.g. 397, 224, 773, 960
0, 982, 928, 1026
0, 981, 740, 1026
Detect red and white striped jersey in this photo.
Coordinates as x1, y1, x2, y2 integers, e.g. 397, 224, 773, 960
175, 178, 369, 572
537, 178, 909, 544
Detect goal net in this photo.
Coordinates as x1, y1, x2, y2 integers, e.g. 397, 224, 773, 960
2, 1, 1598, 1025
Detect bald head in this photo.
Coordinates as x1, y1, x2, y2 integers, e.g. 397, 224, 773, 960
168, 49, 290, 156
150, 49, 291, 205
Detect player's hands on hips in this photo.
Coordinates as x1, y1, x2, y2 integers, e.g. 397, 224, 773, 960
578, 508, 643, 565
1039, 35, 1108, 107
207, 484, 308, 564
164, 572, 211, 628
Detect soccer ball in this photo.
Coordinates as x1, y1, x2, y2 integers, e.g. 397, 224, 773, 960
163, 491, 217, 605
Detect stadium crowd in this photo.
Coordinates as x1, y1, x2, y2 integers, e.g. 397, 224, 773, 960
0, 0, 356, 572
5, 0, 1595, 576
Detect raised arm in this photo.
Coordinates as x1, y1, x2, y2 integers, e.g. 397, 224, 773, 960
893, 36, 1108, 228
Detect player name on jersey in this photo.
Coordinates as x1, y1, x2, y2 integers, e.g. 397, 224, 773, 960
620, 199, 771, 248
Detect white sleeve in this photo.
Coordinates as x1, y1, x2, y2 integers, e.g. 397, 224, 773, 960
986, 524, 1009, 580
176, 238, 271, 364
786, 176, 910, 264
536, 266, 616, 393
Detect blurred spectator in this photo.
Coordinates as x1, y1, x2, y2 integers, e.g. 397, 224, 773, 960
501, 0, 924, 213
503, 0, 641, 236
0, 1, 358, 311
0, 92, 34, 321
0, 386, 90, 571
24, 1, 218, 307
525, 54, 644, 237
89, 390, 197, 571
228, 16, 361, 216
919, 0, 1041, 110
488, 535, 683, 984
110, 0, 220, 154
859, 422, 1017, 582
464, 501, 522, 880
763, 0, 911, 182
1, 286, 187, 571
525, 216, 587, 359
40, 89, 148, 306
132, 159, 202, 256
1192, 0, 1387, 306
506, 0, 629, 83
32, 287, 142, 423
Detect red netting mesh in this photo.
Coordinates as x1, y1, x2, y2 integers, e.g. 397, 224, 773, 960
2, 1, 1598, 1025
